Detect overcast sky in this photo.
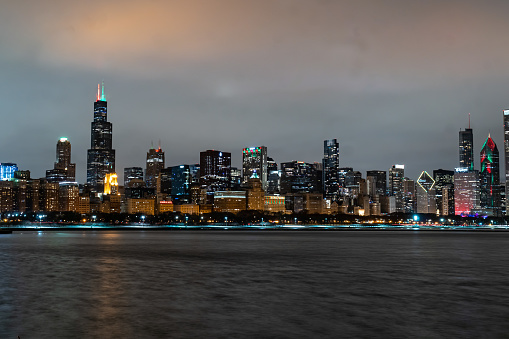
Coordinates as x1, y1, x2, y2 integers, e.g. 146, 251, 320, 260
2, 0, 509, 183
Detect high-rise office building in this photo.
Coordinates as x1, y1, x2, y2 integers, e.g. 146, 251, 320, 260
87, 83, 115, 193
266, 157, 279, 194
504, 109, 509, 214
242, 146, 268, 190
480, 134, 501, 216
124, 167, 144, 187
171, 165, 192, 204
366, 170, 387, 197
459, 116, 474, 171
433, 169, 454, 215
454, 167, 480, 216
280, 161, 321, 194
46, 138, 76, 182
146, 145, 165, 189
200, 150, 231, 201
415, 171, 436, 214
389, 164, 405, 213
322, 139, 340, 201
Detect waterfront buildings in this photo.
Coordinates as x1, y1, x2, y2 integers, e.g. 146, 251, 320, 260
322, 139, 340, 202
86, 83, 115, 193
480, 134, 501, 216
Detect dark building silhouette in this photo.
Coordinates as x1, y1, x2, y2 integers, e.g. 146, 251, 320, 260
200, 150, 231, 202
124, 167, 144, 187
146, 145, 165, 189
433, 169, 455, 215
459, 116, 474, 171
46, 137, 76, 182
280, 161, 321, 194
87, 83, 115, 193
366, 170, 387, 197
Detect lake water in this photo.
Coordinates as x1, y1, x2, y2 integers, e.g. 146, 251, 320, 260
1, 230, 509, 338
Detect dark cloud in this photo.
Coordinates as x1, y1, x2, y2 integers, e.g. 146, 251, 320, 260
1, 0, 509, 182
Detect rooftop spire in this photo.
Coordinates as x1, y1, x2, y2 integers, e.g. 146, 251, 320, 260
468, 113, 470, 129
101, 81, 105, 101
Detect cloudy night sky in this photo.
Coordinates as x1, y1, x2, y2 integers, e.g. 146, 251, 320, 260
2, 0, 509, 183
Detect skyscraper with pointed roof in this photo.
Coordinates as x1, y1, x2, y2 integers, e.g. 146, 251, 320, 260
480, 134, 500, 216
87, 83, 116, 193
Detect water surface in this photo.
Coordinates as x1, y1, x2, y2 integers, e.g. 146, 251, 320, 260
1, 230, 508, 338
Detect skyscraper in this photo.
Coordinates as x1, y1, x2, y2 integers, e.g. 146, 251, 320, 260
200, 150, 231, 202
389, 164, 405, 213
266, 157, 280, 194
459, 115, 474, 171
280, 161, 321, 194
415, 171, 436, 214
454, 167, 480, 216
46, 137, 76, 182
504, 109, 509, 214
124, 167, 144, 186
242, 146, 268, 190
480, 134, 500, 216
433, 169, 454, 215
366, 170, 387, 197
322, 139, 340, 201
87, 83, 115, 193
146, 145, 165, 189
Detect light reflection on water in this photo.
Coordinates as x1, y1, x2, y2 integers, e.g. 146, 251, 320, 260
1, 231, 509, 338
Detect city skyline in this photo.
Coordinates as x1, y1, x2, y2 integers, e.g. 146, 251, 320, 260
2, 1, 509, 183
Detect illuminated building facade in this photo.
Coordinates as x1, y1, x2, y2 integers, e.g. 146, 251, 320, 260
242, 146, 268, 190
59, 182, 79, 212
402, 178, 415, 213
247, 177, 265, 210
504, 109, 509, 214
146, 145, 165, 189
213, 191, 246, 213
87, 83, 115, 193
1, 163, 18, 181
322, 139, 340, 201
389, 164, 405, 213
480, 135, 501, 216
415, 171, 436, 214
454, 168, 480, 216
104, 172, 119, 195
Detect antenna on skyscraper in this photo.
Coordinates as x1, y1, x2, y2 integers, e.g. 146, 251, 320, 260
158, 139, 161, 150
468, 113, 471, 129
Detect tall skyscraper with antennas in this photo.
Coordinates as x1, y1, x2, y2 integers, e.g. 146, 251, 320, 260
459, 114, 474, 171
87, 83, 116, 193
